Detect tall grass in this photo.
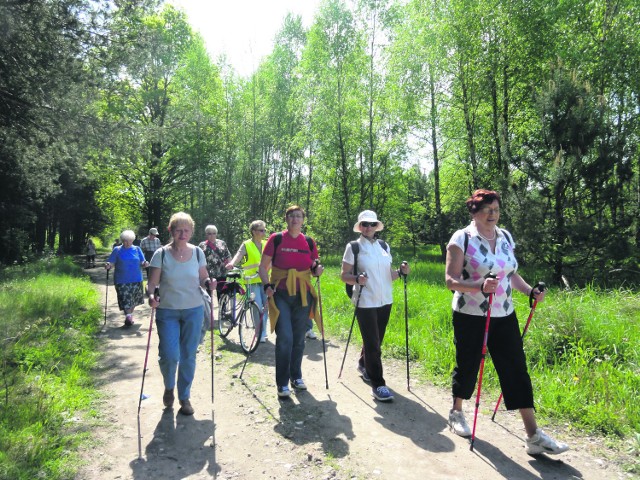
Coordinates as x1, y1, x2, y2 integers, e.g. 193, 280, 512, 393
0, 257, 101, 480
319, 247, 640, 442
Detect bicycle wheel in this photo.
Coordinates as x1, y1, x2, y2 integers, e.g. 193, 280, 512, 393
238, 302, 262, 354
217, 293, 234, 338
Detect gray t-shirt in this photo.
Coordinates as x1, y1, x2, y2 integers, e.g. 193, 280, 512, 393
149, 245, 206, 310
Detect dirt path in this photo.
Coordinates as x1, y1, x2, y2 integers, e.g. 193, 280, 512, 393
77, 262, 629, 480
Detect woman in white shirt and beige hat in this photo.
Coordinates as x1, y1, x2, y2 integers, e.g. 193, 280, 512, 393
340, 210, 409, 402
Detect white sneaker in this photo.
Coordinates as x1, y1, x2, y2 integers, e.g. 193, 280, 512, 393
305, 329, 317, 339
526, 428, 570, 455
448, 409, 472, 437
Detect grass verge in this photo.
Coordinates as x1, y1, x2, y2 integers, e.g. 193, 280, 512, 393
0, 256, 101, 480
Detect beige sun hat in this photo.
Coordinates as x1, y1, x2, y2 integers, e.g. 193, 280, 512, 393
149, 228, 159, 235
352, 210, 384, 232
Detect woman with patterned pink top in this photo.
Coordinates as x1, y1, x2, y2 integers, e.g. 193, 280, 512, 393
445, 189, 569, 456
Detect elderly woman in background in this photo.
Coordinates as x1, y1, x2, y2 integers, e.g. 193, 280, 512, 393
105, 230, 148, 326
226, 220, 269, 342
85, 238, 96, 268
199, 224, 231, 300
445, 189, 569, 455
341, 210, 409, 402
259, 205, 324, 398
147, 212, 214, 416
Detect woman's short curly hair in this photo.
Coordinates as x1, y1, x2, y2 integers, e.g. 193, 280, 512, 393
466, 189, 501, 214
120, 230, 136, 242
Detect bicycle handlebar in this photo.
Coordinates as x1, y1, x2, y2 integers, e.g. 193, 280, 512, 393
226, 268, 260, 281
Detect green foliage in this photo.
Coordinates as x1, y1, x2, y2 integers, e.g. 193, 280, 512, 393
0, 258, 101, 480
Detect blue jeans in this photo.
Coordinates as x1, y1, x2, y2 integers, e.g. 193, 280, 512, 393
274, 290, 311, 387
248, 283, 269, 339
155, 306, 203, 401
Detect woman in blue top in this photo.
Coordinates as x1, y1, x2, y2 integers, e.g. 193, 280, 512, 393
105, 230, 148, 327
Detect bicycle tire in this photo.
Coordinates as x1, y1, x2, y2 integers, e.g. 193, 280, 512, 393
238, 302, 262, 354
218, 294, 234, 338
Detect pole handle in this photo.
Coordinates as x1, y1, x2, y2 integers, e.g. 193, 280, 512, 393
529, 281, 545, 307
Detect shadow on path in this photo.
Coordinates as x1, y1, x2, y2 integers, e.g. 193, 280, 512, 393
130, 409, 216, 479
275, 391, 354, 459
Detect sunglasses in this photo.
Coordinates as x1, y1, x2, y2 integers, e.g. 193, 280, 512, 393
361, 221, 378, 228
254, 229, 266, 232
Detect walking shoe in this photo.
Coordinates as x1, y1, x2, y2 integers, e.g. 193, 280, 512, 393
178, 399, 194, 416
356, 364, 371, 383
124, 314, 134, 326
291, 379, 307, 390
163, 389, 175, 408
277, 386, 291, 398
526, 428, 570, 455
305, 329, 317, 339
448, 409, 472, 437
372, 386, 394, 402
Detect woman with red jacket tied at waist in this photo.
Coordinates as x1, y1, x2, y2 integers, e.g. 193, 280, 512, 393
259, 205, 324, 398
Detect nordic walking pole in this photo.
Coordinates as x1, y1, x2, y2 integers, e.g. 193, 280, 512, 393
315, 274, 329, 389
208, 281, 215, 404
103, 268, 110, 327
338, 273, 366, 379
138, 286, 159, 459
491, 281, 546, 421
470, 273, 496, 452
400, 261, 410, 391
138, 286, 159, 414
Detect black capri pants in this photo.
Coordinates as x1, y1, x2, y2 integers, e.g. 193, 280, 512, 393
451, 310, 534, 410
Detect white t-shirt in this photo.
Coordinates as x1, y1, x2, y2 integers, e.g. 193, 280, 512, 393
149, 245, 206, 310
342, 236, 393, 308
446, 222, 518, 317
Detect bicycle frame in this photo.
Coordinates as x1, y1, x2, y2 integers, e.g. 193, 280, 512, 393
218, 269, 263, 354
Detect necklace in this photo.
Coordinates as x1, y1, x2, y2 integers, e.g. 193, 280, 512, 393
478, 229, 496, 241
173, 245, 188, 259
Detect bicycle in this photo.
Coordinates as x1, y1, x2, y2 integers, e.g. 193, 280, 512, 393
217, 268, 263, 354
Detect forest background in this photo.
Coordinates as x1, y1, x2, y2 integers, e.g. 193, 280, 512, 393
1, 0, 639, 288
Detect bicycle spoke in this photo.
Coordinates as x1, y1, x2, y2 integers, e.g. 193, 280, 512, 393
239, 303, 262, 354
217, 294, 234, 338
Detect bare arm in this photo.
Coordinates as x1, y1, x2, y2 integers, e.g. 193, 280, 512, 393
259, 253, 273, 297
147, 267, 161, 307
341, 261, 368, 286
511, 272, 546, 302
226, 243, 247, 269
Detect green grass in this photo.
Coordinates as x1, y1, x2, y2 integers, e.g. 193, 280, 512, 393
0, 257, 101, 480
319, 247, 640, 446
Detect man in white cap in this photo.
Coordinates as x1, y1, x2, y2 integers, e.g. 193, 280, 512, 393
140, 228, 162, 275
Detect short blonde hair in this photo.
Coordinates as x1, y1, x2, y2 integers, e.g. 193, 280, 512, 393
168, 212, 195, 232
249, 220, 266, 233
120, 230, 136, 242
204, 224, 218, 234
